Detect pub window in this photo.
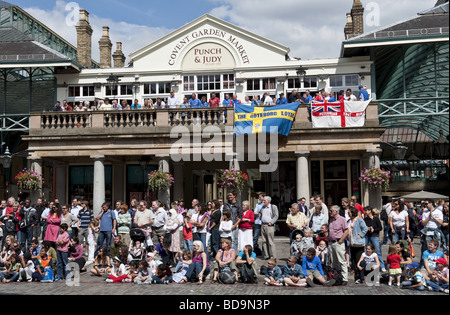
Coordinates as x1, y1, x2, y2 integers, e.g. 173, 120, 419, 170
288, 78, 301, 89
183, 76, 195, 91
304, 77, 318, 89
223, 74, 235, 90
143, 83, 157, 95
120, 84, 133, 96
345, 75, 360, 86
83, 86, 95, 97
247, 79, 261, 91
329, 76, 344, 87
198, 75, 220, 91
263, 78, 276, 90
68, 86, 81, 97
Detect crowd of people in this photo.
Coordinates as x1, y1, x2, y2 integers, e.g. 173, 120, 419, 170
0, 192, 447, 293
52, 86, 369, 113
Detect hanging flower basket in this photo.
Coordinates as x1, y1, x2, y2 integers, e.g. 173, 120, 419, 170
15, 168, 43, 191
148, 170, 174, 192
217, 169, 248, 191
359, 167, 391, 192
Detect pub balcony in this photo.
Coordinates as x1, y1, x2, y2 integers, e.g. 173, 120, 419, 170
30, 102, 381, 137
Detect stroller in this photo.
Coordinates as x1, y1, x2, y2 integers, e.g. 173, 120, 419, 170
129, 228, 154, 262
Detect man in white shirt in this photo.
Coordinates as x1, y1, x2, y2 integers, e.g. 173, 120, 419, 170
421, 199, 444, 248
151, 200, 167, 245
253, 193, 265, 256
345, 89, 357, 101
263, 93, 274, 106
167, 90, 180, 109
314, 195, 329, 225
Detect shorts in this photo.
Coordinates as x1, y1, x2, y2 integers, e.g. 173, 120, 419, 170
389, 268, 402, 276
307, 270, 323, 279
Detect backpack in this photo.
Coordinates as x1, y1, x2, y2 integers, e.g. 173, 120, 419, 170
240, 263, 257, 284
326, 267, 344, 286
218, 270, 236, 284
380, 208, 388, 222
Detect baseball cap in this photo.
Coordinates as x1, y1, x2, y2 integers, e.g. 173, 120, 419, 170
359, 85, 364, 89
435, 258, 448, 266
407, 262, 420, 269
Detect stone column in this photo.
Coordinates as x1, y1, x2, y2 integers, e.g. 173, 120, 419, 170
54, 164, 67, 205
362, 149, 382, 210
295, 151, 310, 203
92, 156, 105, 216
30, 159, 43, 202
173, 162, 184, 201
158, 156, 171, 207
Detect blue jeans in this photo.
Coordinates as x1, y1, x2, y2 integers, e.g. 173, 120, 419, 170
95, 231, 112, 257
210, 228, 221, 257
18, 227, 33, 251
184, 239, 193, 253
56, 250, 69, 279
382, 222, 391, 245
253, 224, 262, 250
401, 280, 426, 291
231, 228, 238, 250
185, 262, 210, 282
426, 280, 449, 292
0, 271, 19, 282
151, 275, 173, 284
365, 236, 386, 269
392, 227, 406, 243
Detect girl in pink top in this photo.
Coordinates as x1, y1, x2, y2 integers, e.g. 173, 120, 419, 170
55, 223, 70, 281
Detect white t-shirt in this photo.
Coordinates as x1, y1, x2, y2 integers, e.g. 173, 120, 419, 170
362, 252, 378, 266
422, 209, 443, 231
390, 210, 408, 228
190, 213, 199, 233
219, 220, 233, 238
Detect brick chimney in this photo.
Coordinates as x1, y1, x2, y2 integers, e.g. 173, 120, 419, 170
113, 42, 126, 68
75, 9, 93, 69
344, 12, 353, 40
99, 26, 112, 68
351, 0, 365, 37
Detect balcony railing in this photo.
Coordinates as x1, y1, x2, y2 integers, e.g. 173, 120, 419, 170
30, 102, 380, 136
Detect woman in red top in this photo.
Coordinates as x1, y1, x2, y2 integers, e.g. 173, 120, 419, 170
238, 201, 255, 252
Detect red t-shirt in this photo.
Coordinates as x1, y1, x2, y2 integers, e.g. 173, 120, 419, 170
355, 203, 364, 215
183, 221, 193, 240
387, 254, 402, 269
209, 97, 220, 108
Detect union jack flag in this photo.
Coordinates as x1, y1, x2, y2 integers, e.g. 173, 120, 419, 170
312, 101, 343, 114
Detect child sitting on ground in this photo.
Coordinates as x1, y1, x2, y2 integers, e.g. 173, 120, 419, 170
32, 247, 53, 282
151, 263, 173, 284
264, 258, 283, 286
401, 262, 428, 291
173, 250, 193, 284
283, 256, 307, 287
135, 260, 152, 285
302, 247, 335, 287
106, 256, 128, 283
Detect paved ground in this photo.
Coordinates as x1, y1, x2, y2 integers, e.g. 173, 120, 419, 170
0, 236, 446, 297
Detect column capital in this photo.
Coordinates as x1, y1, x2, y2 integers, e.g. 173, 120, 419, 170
91, 155, 105, 161
295, 151, 310, 158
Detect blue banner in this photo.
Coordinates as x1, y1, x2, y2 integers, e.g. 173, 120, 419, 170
234, 102, 300, 136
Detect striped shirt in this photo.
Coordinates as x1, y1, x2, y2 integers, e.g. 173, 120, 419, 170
78, 208, 94, 229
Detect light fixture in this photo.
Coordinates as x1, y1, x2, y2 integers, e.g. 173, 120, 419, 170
433, 130, 449, 159
139, 156, 149, 171
392, 138, 408, 160
407, 152, 420, 171
106, 73, 120, 91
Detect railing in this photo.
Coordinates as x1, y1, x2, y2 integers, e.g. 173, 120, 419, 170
347, 27, 449, 41
31, 102, 380, 135
1, 114, 30, 132
378, 97, 449, 118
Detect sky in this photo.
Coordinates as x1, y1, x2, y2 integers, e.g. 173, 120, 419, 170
8, 0, 439, 64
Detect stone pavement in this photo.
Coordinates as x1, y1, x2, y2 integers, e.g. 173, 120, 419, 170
0, 236, 446, 297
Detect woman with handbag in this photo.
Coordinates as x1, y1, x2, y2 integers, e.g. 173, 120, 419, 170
211, 238, 238, 283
